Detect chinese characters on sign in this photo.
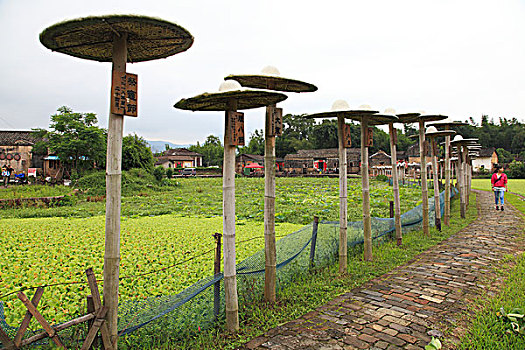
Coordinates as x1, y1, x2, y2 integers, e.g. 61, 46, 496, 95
111, 72, 138, 117
343, 123, 352, 148
267, 106, 283, 136
228, 111, 245, 146
367, 127, 374, 147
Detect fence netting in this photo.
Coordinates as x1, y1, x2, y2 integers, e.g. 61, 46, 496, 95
1, 187, 457, 348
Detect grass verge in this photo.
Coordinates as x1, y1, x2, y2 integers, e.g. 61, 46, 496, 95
455, 190, 525, 350
130, 193, 478, 349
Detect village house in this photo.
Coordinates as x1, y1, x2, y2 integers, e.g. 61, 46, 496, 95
0, 130, 41, 176
472, 147, 497, 172
284, 148, 362, 174
235, 154, 285, 175
155, 148, 203, 169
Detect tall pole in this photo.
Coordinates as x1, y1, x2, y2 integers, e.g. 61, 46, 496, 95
418, 120, 430, 236
389, 123, 402, 245
458, 146, 466, 218
361, 116, 373, 261
223, 99, 239, 331
104, 32, 127, 348
337, 114, 348, 273
430, 138, 441, 231
264, 104, 277, 302
444, 129, 451, 226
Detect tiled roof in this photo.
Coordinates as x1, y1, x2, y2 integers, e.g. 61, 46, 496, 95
162, 148, 202, 157
0, 130, 39, 146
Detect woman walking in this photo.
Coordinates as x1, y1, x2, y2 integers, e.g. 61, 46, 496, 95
491, 165, 508, 211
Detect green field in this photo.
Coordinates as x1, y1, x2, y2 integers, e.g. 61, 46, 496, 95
0, 177, 425, 327
471, 178, 525, 196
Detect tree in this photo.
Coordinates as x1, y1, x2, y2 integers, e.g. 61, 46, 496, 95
122, 134, 155, 171
238, 129, 264, 155
189, 135, 224, 166
311, 119, 338, 149
275, 114, 314, 157
33, 106, 107, 174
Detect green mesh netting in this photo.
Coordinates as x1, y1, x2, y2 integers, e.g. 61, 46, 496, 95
0, 187, 457, 348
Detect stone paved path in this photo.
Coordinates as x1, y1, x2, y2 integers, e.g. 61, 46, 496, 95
239, 190, 525, 350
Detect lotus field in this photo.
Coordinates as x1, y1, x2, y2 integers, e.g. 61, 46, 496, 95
0, 177, 424, 327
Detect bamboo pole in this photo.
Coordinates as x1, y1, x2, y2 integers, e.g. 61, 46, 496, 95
104, 32, 127, 347
418, 120, 430, 236
223, 99, 239, 332
388, 123, 402, 246
361, 116, 373, 261
457, 146, 466, 218
444, 130, 451, 226
430, 138, 441, 231
264, 104, 277, 302
337, 114, 348, 273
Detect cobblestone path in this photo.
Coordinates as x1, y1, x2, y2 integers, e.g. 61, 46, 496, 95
240, 190, 525, 350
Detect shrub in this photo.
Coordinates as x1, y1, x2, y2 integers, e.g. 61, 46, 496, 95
166, 168, 174, 179
376, 174, 389, 182
153, 166, 165, 182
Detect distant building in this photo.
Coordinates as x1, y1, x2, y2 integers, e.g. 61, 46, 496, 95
284, 148, 362, 174
0, 130, 41, 175
155, 148, 203, 169
235, 154, 285, 174
472, 147, 498, 172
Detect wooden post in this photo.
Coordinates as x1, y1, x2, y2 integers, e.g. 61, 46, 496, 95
213, 232, 222, 320
457, 146, 465, 218
430, 138, 441, 231
309, 216, 319, 269
361, 116, 373, 261
264, 104, 277, 302
86, 295, 98, 350
0, 326, 15, 350
388, 123, 402, 246
86, 268, 113, 350
418, 120, 430, 236
223, 99, 239, 332
337, 114, 348, 273
14, 287, 44, 347
444, 130, 451, 226
104, 32, 127, 348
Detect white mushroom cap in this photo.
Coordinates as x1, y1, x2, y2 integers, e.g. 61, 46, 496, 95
331, 99, 350, 111
261, 65, 281, 76
359, 104, 373, 110
219, 80, 243, 92
384, 108, 396, 115
452, 135, 464, 142
426, 126, 438, 133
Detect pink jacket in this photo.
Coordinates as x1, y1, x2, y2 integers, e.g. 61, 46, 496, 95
491, 173, 508, 188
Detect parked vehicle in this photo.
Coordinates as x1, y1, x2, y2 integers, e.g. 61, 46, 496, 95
181, 167, 196, 176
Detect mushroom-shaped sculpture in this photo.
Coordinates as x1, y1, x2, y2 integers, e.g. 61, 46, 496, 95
174, 80, 287, 332
306, 102, 396, 263
416, 114, 448, 236
225, 66, 316, 302
369, 108, 406, 245
428, 120, 467, 225
40, 15, 194, 346
450, 135, 473, 218
425, 126, 455, 231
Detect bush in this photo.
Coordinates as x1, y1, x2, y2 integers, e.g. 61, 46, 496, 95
376, 174, 389, 182
153, 166, 165, 182
507, 161, 525, 179
166, 168, 174, 179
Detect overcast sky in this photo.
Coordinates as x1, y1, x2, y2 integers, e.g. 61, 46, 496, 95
1, 0, 524, 144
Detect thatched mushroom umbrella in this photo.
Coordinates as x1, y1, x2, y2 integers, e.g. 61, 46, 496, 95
378, 111, 421, 246
425, 126, 455, 231
225, 66, 316, 302
40, 15, 194, 345
416, 114, 447, 236
450, 135, 476, 218
428, 120, 467, 226
307, 102, 396, 262
174, 80, 287, 332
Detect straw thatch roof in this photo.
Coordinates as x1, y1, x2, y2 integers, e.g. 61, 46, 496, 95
226, 75, 317, 93
174, 90, 287, 111
40, 15, 194, 62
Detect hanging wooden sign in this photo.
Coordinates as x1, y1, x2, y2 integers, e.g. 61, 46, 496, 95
228, 111, 245, 146
268, 106, 283, 136
111, 72, 138, 117
424, 140, 431, 157
343, 123, 352, 148
367, 127, 374, 147
392, 127, 398, 144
